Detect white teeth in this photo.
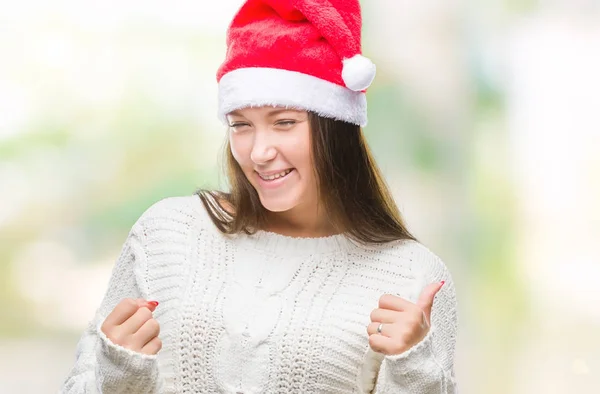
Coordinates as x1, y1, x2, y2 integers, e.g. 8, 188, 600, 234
260, 169, 292, 181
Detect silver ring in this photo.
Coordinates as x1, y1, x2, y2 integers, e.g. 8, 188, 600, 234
376, 323, 384, 334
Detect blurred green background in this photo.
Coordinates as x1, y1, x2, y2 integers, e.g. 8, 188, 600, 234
1, 1, 599, 393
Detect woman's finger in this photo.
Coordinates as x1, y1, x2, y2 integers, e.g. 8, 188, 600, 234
120, 305, 153, 334
133, 318, 161, 348
366, 322, 392, 338
369, 308, 401, 323
103, 298, 140, 327
368, 333, 397, 355
140, 336, 162, 356
378, 294, 414, 312
135, 298, 149, 308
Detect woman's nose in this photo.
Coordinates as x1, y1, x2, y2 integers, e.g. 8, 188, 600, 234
250, 136, 277, 164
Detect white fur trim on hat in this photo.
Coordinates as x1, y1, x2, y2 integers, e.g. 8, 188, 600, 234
218, 67, 368, 126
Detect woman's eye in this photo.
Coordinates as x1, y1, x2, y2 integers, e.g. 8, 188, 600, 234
276, 120, 296, 127
229, 123, 250, 130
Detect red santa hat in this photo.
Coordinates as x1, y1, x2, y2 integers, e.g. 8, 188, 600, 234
217, 0, 376, 127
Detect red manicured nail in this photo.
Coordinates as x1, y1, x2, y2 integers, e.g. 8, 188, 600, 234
147, 301, 159, 307
440, 281, 445, 286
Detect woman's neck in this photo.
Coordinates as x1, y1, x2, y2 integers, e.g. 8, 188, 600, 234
263, 204, 339, 238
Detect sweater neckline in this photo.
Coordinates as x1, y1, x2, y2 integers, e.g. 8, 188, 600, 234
192, 194, 356, 254
237, 229, 356, 255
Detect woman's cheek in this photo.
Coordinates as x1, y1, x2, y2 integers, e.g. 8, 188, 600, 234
229, 137, 247, 164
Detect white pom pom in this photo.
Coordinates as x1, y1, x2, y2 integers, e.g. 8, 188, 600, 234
342, 54, 376, 91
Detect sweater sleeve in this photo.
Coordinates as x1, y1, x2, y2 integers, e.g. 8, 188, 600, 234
59, 222, 164, 394
373, 245, 459, 394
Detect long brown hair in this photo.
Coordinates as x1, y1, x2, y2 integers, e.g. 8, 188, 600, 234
197, 111, 416, 244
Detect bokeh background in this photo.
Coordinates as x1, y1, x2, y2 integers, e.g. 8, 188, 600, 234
1, 0, 599, 392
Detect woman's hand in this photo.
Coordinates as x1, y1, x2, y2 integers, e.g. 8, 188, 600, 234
100, 298, 162, 356
367, 281, 445, 356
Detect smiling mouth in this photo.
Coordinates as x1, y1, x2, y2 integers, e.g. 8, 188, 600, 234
257, 169, 294, 181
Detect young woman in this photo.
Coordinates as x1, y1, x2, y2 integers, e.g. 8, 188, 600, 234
61, 0, 458, 393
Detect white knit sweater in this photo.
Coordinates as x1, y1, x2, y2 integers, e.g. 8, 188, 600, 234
60, 195, 458, 394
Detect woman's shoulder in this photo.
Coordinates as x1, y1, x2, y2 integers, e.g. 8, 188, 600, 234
363, 239, 456, 306
132, 194, 217, 233
362, 238, 453, 281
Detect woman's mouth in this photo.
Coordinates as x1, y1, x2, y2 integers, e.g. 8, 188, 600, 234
257, 168, 294, 181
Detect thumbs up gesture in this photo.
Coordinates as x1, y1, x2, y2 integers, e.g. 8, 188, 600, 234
367, 281, 445, 356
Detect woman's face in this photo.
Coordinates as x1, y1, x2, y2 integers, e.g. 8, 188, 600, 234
227, 106, 318, 213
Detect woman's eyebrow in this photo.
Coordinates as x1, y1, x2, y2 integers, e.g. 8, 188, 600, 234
266, 108, 302, 117
227, 108, 303, 120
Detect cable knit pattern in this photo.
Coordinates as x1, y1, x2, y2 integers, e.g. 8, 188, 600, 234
59, 195, 458, 394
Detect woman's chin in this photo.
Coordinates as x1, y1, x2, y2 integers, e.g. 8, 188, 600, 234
259, 196, 298, 213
